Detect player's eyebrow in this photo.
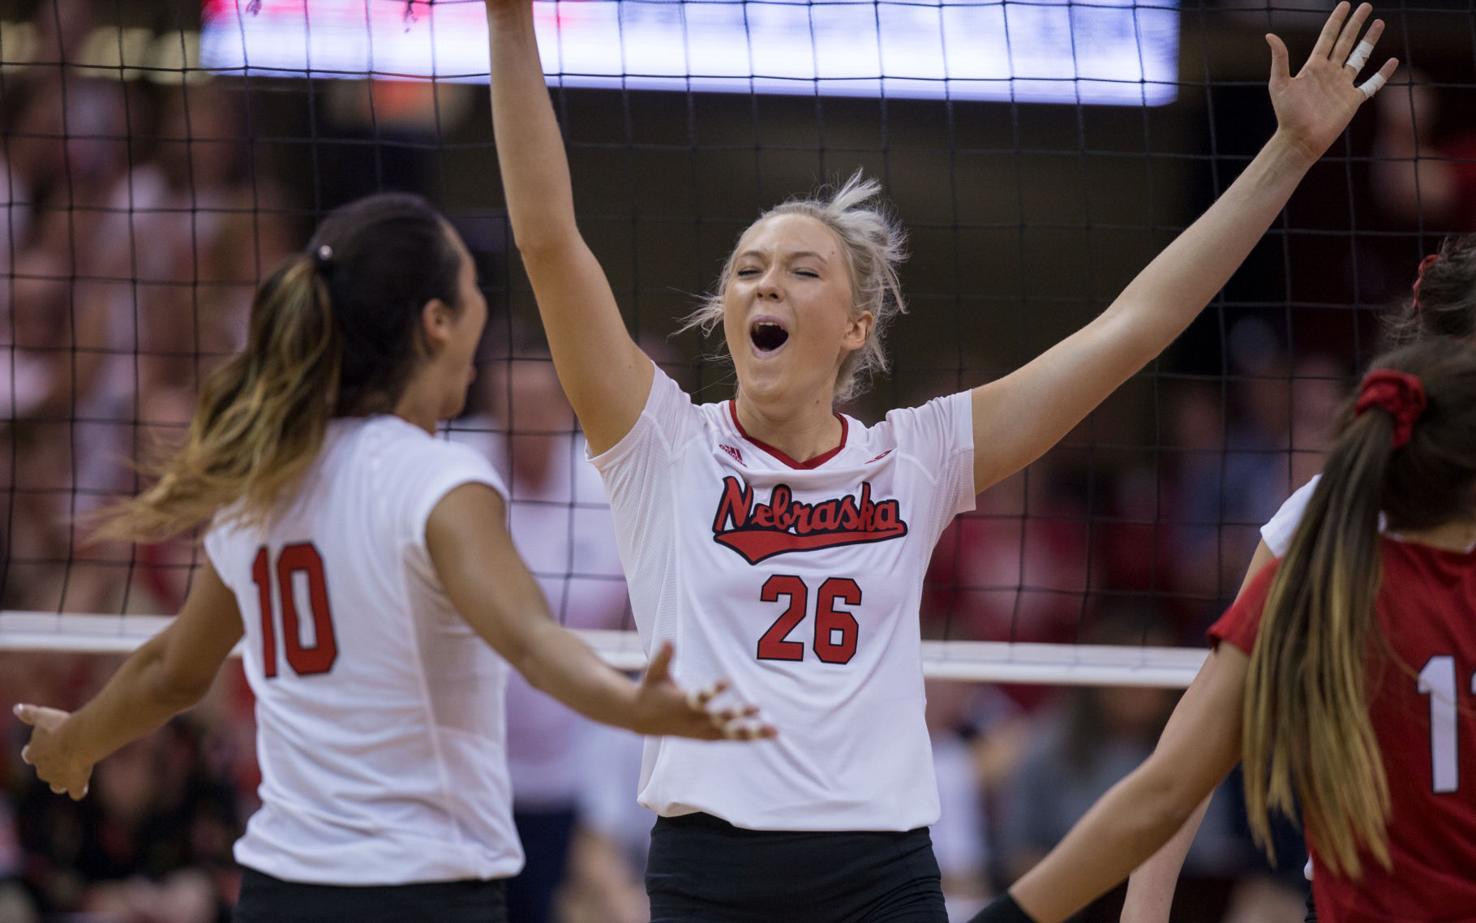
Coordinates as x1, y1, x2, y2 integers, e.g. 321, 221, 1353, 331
736, 249, 830, 263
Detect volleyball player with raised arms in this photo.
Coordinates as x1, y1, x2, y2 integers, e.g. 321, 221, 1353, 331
486, 1, 1395, 917
973, 336, 1476, 923
12, 194, 771, 922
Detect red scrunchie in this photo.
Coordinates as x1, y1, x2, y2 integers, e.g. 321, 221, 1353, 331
1411, 253, 1440, 309
1355, 369, 1427, 449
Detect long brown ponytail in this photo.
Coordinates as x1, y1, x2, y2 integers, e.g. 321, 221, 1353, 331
1243, 337, 1476, 878
94, 193, 462, 542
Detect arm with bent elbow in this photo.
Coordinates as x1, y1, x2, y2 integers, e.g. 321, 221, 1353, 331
427, 483, 772, 740
15, 563, 245, 800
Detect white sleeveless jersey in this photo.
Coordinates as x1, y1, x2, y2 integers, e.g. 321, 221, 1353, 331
591, 365, 975, 831
1262, 474, 1393, 558
1260, 475, 1320, 557
203, 416, 523, 885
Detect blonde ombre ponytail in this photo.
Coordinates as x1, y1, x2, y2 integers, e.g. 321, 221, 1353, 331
1243, 338, 1476, 878
94, 193, 464, 542
96, 256, 341, 541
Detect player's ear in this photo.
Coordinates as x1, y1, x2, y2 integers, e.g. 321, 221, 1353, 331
844, 310, 874, 351
419, 298, 454, 355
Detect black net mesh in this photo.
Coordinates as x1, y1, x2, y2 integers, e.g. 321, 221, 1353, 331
2, 0, 1474, 661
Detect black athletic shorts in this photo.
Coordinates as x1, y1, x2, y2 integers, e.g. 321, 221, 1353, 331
233, 867, 508, 923
646, 812, 948, 923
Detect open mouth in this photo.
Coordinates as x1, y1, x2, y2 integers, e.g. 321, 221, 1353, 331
749, 319, 790, 354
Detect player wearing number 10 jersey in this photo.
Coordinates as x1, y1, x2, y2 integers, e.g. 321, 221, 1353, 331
487, 0, 1397, 916
13, 194, 770, 923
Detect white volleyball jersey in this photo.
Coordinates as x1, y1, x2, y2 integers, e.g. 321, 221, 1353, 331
1260, 475, 1320, 557
203, 415, 523, 885
591, 364, 975, 831
1262, 474, 1393, 558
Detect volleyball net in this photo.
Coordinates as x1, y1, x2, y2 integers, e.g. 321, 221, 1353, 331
2, 0, 1473, 687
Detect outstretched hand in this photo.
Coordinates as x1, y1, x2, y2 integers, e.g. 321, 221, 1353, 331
1267, 2, 1398, 161
14, 703, 92, 801
631, 642, 777, 741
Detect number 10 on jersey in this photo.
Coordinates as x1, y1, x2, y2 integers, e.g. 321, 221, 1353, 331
251, 544, 339, 678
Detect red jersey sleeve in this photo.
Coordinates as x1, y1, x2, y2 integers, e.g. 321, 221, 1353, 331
1207, 558, 1281, 655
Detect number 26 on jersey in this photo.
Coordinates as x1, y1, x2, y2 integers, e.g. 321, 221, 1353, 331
757, 575, 861, 665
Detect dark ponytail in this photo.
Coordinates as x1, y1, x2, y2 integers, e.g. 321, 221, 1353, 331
308, 194, 461, 416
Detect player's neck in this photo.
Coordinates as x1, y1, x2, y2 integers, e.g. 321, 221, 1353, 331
733, 393, 843, 464
1396, 516, 1476, 554
392, 387, 440, 436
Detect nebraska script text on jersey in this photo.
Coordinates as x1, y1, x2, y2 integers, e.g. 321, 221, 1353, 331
710, 476, 909, 564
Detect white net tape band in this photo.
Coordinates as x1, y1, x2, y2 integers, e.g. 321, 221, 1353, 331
0, 611, 1206, 688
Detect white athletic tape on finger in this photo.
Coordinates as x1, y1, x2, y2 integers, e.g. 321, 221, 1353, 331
1345, 39, 1374, 73
1359, 71, 1387, 99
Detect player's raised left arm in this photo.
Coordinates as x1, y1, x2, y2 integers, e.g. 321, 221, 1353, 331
970, 2, 1396, 491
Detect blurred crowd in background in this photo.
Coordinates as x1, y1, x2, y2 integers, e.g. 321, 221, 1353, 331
2, 1, 1474, 920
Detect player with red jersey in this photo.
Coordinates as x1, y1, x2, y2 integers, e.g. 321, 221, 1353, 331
485, 0, 1396, 918
972, 336, 1476, 923
1121, 236, 1476, 923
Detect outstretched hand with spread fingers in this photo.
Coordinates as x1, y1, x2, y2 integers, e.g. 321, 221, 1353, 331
631, 642, 777, 741
1267, 1, 1399, 161
13, 703, 92, 801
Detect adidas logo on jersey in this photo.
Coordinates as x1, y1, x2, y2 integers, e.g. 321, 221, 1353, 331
719, 443, 744, 464
710, 476, 909, 564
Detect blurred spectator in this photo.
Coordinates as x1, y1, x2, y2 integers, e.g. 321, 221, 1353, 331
15, 716, 239, 921
925, 681, 992, 920
0, 796, 38, 923
1373, 73, 1476, 230
925, 455, 1091, 646
1286, 353, 1345, 488
561, 722, 651, 923
1152, 322, 1330, 627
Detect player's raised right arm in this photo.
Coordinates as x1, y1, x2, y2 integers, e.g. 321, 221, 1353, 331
485, 0, 652, 454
